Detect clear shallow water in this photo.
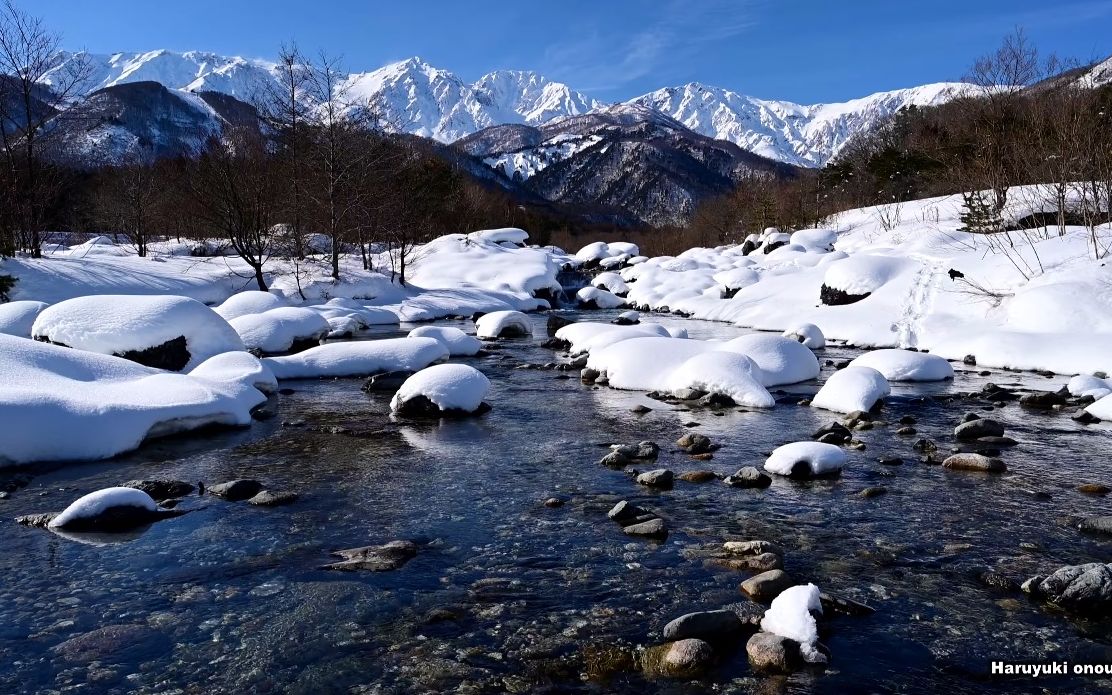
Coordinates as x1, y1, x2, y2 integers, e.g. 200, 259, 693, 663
2, 311, 1112, 694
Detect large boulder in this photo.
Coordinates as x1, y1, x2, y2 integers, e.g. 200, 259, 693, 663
1023, 563, 1112, 613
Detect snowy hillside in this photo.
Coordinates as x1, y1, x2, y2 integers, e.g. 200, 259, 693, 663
628, 82, 976, 167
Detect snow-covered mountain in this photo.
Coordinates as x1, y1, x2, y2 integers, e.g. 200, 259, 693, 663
627, 82, 975, 167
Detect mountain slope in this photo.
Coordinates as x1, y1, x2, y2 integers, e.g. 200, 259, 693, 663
628, 82, 975, 167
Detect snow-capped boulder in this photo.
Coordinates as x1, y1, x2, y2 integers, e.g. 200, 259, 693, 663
575, 241, 639, 267
213, 291, 287, 320
0, 334, 265, 465
228, 307, 330, 354
665, 351, 776, 408
475, 310, 532, 339
591, 272, 630, 296
760, 584, 827, 664
576, 286, 625, 309
613, 310, 640, 325
848, 349, 954, 381
409, 233, 561, 300
764, 442, 846, 478
262, 337, 449, 380
48, 487, 171, 532
556, 322, 670, 355
790, 228, 838, 253
407, 326, 482, 356
31, 295, 243, 371
714, 268, 760, 297
189, 351, 278, 395
820, 255, 905, 305
1070, 374, 1112, 400
1087, 393, 1112, 420
725, 334, 820, 386
782, 323, 825, 349
811, 366, 890, 414
390, 364, 491, 417
466, 227, 529, 247
0, 300, 49, 337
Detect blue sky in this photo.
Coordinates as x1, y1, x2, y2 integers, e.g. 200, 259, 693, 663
27, 0, 1112, 104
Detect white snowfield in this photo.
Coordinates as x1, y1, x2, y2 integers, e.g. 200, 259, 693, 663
0, 334, 266, 465
0, 300, 49, 337
760, 583, 827, 663
810, 366, 891, 414
31, 294, 244, 371
262, 337, 449, 380
390, 364, 491, 413
848, 349, 954, 382
764, 442, 847, 477
227, 307, 330, 354
49, 487, 160, 529
475, 310, 532, 339
407, 326, 482, 356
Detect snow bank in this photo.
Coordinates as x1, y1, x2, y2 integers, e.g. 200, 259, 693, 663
390, 364, 491, 414
31, 294, 243, 371
189, 351, 278, 395
466, 227, 529, 247
228, 307, 330, 354
48, 487, 159, 529
821, 255, 907, 296
790, 229, 838, 252
724, 334, 820, 386
262, 337, 449, 379
0, 334, 266, 465
664, 351, 775, 408
576, 286, 625, 309
213, 291, 287, 320
811, 366, 890, 414
555, 322, 671, 355
848, 349, 954, 381
764, 441, 846, 477
408, 326, 482, 356
475, 310, 532, 339
760, 584, 826, 663
782, 323, 825, 349
1069, 374, 1112, 400
0, 300, 49, 337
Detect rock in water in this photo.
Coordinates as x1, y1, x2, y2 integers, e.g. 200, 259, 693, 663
942, 454, 1007, 472
120, 479, 194, 501
247, 490, 298, 507
723, 466, 773, 488
321, 540, 418, 571
662, 610, 747, 641
636, 469, 674, 488
740, 569, 794, 602
208, 479, 264, 501
1023, 563, 1112, 613
623, 518, 668, 539
643, 638, 715, 678
1079, 516, 1112, 535
954, 419, 1005, 440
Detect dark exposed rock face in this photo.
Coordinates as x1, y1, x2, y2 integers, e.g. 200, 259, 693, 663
116, 335, 191, 371
547, 314, 575, 336
1023, 563, 1112, 613
361, 371, 416, 393
121, 479, 194, 501
392, 395, 492, 419
208, 479, 264, 501
321, 540, 419, 571
820, 284, 870, 306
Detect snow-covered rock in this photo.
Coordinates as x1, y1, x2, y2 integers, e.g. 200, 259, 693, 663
760, 584, 826, 663
556, 322, 670, 355
1069, 374, 1112, 400
665, 351, 775, 408
0, 334, 266, 465
467, 227, 529, 247
811, 366, 890, 414
0, 300, 49, 337
48, 487, 163, 531
614, 310, 640, 325
390, 364, 491, 416
848, 349, 954, 381
821, 255, 906, 299
227, 307, 330, 354
764, 442, 846, 477
407, 326, 482, 356
406, 232, 561, 301
213, 290, 287, 320
475, 310, 532, 339
725, 334, 820, 386
576, 286, 625, 309
262, 337, 449, 379
189, 351, 278, 395
31, 294, 243, 371
782, 323, 825, 349
591, 272, 630, 295
1087, 393, 1112, 421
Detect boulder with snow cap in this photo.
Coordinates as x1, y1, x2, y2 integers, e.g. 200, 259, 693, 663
765, 442, 846, 478
475, 310, 532, 339
42, 487, 178, 532
811, 366, 890, 414
782, 323, 825, 349
848, 349, 954, 382
390, 364, 491, 418
228, 307, 330, 354
407, 326, 482, 356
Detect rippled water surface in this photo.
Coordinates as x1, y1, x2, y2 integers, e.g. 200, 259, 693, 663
3, 311, 1112, 694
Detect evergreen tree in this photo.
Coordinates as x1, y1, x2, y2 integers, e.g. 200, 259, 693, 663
958, 191, 1003, 234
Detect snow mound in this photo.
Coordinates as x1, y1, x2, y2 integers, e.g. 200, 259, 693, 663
591, 272, 629, 295
782, 323, 825, 349
390, 364, 491, 414
213, 291, 287, 320
576, 241, 639, 264
1069, 374, 1112, 400
723, 334, 820, 386
811, 366, 890, 414
790, 228, 838, 252
466, 227, 529, 247
475, 310, 532, 339
408, 326, 482, 356
189, 351, 278, 395
822, 255, 906, 295
764, 441, 846, 477
228, 307, 330, 353
555, 322, 670, 355
49, 487, 159, 529
665, 351, 775, 408
0, 300, 49, 337
576, 286, 625, 309
760, 584, 826, 663
1087, 393, 1112, 420
262, 337, 449, 379
0, 334, 265, 465
407, 233, 560, 299
713, 267, 760, 292
848, 349, 954, 381
31, 294, 243, 371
